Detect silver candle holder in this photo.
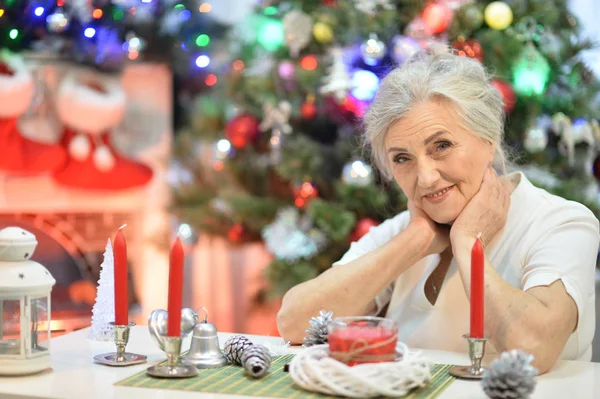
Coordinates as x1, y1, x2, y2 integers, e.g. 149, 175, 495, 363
94, 322, 147, 366
147, 336, 198, 378
449, 334, 488, 379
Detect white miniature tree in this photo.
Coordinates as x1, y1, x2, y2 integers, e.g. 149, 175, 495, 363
89, 239, 115, 341
319, 47, 354, 102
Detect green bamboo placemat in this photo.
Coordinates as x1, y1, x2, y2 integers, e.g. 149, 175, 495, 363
115, 354, 456, 398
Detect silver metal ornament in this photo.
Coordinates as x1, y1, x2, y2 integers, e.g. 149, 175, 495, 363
342, 160, 373, 187
147, 308, 200, 350
361, 33, 387, 64
282, 10, 313, 58
523, 127, 548, 153
46, 8, 71, 33
181, 307, 200, 334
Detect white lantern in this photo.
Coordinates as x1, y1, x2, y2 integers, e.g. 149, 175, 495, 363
0, 227, 56, 375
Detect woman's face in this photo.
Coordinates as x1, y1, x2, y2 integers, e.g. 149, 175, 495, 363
385, 100, 495, 224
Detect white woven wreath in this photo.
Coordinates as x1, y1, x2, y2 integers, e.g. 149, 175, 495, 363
289, 342, 433, 398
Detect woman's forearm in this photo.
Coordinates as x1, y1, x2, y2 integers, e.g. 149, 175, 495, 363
452, 237, 576, 373
277, 222, 431, 344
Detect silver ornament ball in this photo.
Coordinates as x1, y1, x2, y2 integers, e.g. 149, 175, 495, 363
180, 307, 199, 334
282, 10, 313, 58
46, 8, 71, 33
523, 127, 548, 153
392, 35, 421, 64
342, 160, 373, 187
361, 33, 387, 63
148, 307, 199, 350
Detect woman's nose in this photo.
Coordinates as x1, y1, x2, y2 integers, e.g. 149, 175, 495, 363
416, 158, 441, 188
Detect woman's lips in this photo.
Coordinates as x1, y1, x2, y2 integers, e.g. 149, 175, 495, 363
423, 185, 455, 203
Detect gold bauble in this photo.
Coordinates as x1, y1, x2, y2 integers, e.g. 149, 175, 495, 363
313, 22, 333, 44
484, 1, 513, 30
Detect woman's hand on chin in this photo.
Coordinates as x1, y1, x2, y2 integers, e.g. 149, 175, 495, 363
408, 200, 450, 256
450, 166, 511, 248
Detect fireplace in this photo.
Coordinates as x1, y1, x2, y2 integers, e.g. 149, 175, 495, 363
0, 212, 139, 335
0, 60, 173, 335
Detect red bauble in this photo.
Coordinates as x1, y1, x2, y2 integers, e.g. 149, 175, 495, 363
452, 39, 483, 62
0, 62, 14, 76
301, 101, 317, 119
227, 224, 246, 243
350, 218, 380, 243
490, 79, 516, 114
225, 114, 260, 149
422, 3, 452, 34
293, 182, 319, 208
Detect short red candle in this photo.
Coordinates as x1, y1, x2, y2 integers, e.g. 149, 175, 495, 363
328, 319, 398, 366
167, 237, 184, 337
470, 236, 485, 338
113, 227, 128, 326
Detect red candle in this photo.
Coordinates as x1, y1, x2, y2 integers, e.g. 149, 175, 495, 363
167, 237, 184, 337
329, 324, 398, 366
470, 236, 485, 338
113, 226, 128, 326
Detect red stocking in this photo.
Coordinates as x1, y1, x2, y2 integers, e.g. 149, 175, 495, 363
0, 118, 67, 175
53, 128, 153, 191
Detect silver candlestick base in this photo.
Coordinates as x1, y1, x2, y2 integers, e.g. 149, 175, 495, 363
147, 336, 198, 378
449, 334, 489, 379
94, 322, 147, 367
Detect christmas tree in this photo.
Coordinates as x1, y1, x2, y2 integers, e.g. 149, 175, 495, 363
90, 239, 115, 341
172, 0, 600, 297
0, 0, 225, 74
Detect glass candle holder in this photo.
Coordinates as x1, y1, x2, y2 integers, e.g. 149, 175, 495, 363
328, 316, 398, 366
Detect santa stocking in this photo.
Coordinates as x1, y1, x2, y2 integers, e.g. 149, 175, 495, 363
52, 71, 153, 191
0, 52, 66, 175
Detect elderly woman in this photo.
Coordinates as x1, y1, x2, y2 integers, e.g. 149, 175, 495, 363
276, 51, 599, 373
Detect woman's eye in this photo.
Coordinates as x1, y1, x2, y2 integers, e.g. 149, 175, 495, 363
393, 155, 409, 164
436, 141, 452, 151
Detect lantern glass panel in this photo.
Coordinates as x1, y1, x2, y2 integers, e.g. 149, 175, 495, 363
29, 297, 49, 356
0, 299, 22, 356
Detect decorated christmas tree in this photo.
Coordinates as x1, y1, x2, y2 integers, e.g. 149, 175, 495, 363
0, 0, 224, 74
172, 0, 600, 297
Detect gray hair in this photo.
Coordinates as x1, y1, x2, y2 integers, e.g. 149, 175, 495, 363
363, 49, 508, 180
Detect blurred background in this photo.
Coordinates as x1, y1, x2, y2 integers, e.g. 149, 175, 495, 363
0, 0, 598, 359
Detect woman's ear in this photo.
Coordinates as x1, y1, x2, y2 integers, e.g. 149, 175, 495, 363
487, 141, 496, 163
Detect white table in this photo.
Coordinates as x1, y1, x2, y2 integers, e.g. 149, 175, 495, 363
0, 326, 598, 399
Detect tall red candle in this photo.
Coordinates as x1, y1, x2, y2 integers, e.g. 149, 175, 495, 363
470, 236, 485, 338
113, 226, 128, 326
167, 237, 184, 337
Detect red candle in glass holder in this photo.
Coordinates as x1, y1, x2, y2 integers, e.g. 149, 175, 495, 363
328, 317, 398, 366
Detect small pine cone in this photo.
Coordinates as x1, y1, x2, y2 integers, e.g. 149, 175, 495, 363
242, 344, 272, 378
482, 350, 538, 399
223, 335, 254, 365
303, 309, 333, 347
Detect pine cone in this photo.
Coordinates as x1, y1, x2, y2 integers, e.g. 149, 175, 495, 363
242, 344, 272, 378
223, 335, 254, 365
303, 309, 333, 347
482, 350, 538, 399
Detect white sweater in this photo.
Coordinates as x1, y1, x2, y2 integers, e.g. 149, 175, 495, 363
334, 172, 599, 361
